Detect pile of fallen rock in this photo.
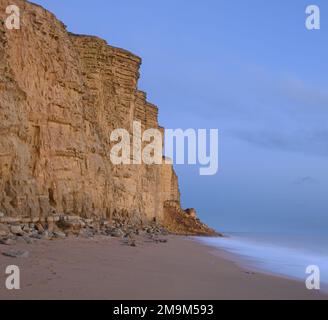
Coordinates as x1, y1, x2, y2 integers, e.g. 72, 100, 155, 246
0, 213, 170, 247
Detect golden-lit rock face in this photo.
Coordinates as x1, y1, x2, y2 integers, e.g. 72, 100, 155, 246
0, 0, 215, 235
163, 202, 219, 236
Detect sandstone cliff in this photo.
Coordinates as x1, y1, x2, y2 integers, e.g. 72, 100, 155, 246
0, 0, 216, 236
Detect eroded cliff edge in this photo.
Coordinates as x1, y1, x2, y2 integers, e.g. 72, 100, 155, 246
0, 0, 217, 236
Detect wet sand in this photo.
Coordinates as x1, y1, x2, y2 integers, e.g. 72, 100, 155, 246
0, 235, 326, 300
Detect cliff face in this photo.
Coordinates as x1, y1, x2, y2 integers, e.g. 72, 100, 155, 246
0, 0, 216, 235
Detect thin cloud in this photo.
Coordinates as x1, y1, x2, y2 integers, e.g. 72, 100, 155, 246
234, 129, 328, 158
294, 176, 317, 185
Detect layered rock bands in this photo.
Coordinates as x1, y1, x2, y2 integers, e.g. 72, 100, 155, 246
0, 0, 217, 236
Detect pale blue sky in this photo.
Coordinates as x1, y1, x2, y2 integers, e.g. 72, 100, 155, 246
32, 0, 328, 233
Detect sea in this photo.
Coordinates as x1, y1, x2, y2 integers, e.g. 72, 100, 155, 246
196, 232, 328, 292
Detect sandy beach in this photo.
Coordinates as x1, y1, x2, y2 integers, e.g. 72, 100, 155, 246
0, 235, 326, 300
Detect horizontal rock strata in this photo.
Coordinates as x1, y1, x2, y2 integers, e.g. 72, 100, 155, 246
0, 0, 216, 236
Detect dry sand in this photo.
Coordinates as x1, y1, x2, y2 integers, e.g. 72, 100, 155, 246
0, 235, 326, 300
